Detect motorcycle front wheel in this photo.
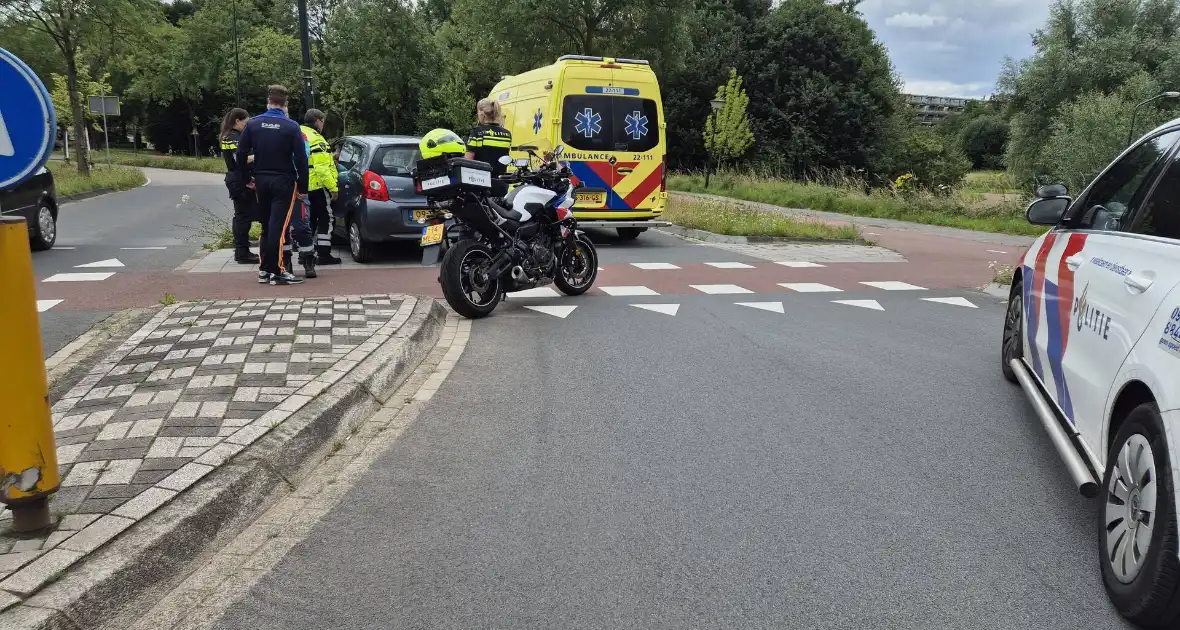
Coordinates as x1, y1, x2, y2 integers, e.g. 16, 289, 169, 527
439, 239, 503, 319
553, 232, 598, 296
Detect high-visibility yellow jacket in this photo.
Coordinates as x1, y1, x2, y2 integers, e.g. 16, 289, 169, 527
300, 125, 338, 193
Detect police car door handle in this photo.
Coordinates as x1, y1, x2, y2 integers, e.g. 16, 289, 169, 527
1124, 274, 1153, 292
1065, 254, 1084, 271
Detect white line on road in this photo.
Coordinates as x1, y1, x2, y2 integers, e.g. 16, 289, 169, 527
43, 272, 115, 282
987, 250, 1008, 254
600, 286, 660, 296
37, 300, 63, 312
512, 287, 561, 298
860, 281, 927, 291
631, 303, 679, 316
121, 247, 168, 250
75, 258, 125, 268
690, 284, 754, 295
833, 299, 884, 311
630, 262, 680, 270
704, 262, 755, 269
774, 261, 826, 268
779, 282, 841, 293
736, 301, 785, 314
524, 305, 577, 318
923, 297, 978, 308
54, 247, 76, 250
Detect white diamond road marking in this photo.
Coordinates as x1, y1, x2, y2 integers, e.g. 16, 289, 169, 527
691, 284, 753, 295
861, 281, 927, 291
736, 301, 785, 314
630, 262, 680, 270
833, 299, 884, 311
37, 299, 63, 312
704, 262, 755, 269
43, 272, 115, 282
631, 303, 679, 316
512, 287, 561, 298
524, 305, 577, 318
75, 258, 125, 268
600, 285, 659, 296
779, 282, 842, 293
774, 261, 826, 268
923, 297, 978, 308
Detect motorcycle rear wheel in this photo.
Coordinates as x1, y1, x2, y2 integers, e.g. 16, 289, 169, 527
554, 233, 598, 296
440, 240, 503, 319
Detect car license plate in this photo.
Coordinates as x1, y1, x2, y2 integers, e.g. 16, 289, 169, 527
421, 223, 444, 246
575, 191, 606, 207
411, 209, 432, 223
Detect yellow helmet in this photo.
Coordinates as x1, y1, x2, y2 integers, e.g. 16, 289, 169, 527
420, 129, 466, 159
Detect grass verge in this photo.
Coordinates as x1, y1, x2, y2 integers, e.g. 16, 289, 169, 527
47, 161, 146, 197
109, 153, 225, 174
670, 173, 1043, 236
663, 196, 860, 241
964, 170, 1023, 195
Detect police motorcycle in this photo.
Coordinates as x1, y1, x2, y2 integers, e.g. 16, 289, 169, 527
412, 130, 598, 319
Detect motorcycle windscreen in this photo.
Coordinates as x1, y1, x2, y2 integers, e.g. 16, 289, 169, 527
560, 95, 663, 211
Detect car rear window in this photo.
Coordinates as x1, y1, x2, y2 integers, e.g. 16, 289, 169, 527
369, 145, 421, 177
561, 95, 660, 153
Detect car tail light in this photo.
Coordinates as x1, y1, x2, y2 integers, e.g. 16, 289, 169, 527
660, 155, 667, 192
363, 171, 389, 201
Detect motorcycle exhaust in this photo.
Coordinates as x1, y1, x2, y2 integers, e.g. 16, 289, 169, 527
511, 266, 526, 281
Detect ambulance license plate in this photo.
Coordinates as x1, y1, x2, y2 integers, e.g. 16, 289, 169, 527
575, 191, 606, 206
421, 223, 444, 246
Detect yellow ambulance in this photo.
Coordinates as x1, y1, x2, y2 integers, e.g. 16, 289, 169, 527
489, 55, 670, 240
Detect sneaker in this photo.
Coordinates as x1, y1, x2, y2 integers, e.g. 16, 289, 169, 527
318, 253, 343, 265
258, 271, 271, 284
270, 271, 305, 286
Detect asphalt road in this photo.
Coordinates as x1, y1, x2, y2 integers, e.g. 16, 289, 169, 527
32, 166, 226, 356
209, 279, 1134, 627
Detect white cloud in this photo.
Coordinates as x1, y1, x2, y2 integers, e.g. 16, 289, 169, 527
903, 80, 993, 99
884, 12, 947, 28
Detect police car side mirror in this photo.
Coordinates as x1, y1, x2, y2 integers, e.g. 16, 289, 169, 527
498, 155, 512, 166
1027, 196, 1071, 226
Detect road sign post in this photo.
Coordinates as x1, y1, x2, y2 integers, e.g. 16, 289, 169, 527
0, 47, 61, 532
88, 90, 120, 168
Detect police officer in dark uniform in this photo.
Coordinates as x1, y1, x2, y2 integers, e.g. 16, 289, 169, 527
218, 108, 259, 265
466, 98, 513, 197
235, 85, 310, 286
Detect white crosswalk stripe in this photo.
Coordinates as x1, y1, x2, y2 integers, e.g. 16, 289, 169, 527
524, 305, 577, 318
704, 262, 755, 269
600, 286, 660, 296
923, 297, 978, 308
512, 287, 561, 298
736, 301, 785, 313
774, 261, 826, 268
690, 284, 753, 295
630, 262, 680, 270
860, 281, 927, 291
75, 258, 125, 268
37, 300, 63, 312
631, 303, 680, 316
779, 282, 842, 293
43, 272, 115, 282
833, 299, 885, 311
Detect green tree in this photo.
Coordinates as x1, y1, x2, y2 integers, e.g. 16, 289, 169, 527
877, 125, 971, 191
741, 0, 900, 177
704, 68, 754, 180
1, 0, 160, 173
960, 115, 1009, 170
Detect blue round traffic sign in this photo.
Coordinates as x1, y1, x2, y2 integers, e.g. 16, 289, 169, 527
0, 47, 56, 189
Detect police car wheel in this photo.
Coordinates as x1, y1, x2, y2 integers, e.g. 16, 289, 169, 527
30, 204, 57, 251
1000, 278, 1023, 384
1099, 403, 1180, 628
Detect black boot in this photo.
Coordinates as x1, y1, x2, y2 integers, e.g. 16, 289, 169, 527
301, 253, 317, 279
283, 252, 293, 274
317, 247, 343, 265
235, 249, 260, 265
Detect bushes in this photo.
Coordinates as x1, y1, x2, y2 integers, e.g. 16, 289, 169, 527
878, 127, 971, 192
961, 115, 1009, 170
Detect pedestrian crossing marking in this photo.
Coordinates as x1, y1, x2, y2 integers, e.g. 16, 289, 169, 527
705, 262, 755, 269
524, 305, 577, 318
631, 303, 679, 316
779, 283, 841, 293
43, 272, 115, 282
600, 285, 659, 296
37, 299, 63, 312
774, 261, 826, 268
691, 284, 753, 295
736, 301, 785, 314
923, 297, 977, 308
833, 299, 884, 311
860, 281, 927, 291
75, 258, 125, 268
513, 287, 561, 298
630, 262, 680, 270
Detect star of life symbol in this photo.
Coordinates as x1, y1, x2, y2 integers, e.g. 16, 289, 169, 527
533, 109, 543, 135
574, 108, 602, 138
624, 111, 648, 141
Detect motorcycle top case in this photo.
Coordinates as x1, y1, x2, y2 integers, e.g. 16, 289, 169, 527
413, 157, 494, 197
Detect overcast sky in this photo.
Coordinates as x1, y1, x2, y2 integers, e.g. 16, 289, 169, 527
857, 0, 1053, 98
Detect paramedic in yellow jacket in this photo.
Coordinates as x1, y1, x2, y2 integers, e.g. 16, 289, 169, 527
300, 109, 343, 266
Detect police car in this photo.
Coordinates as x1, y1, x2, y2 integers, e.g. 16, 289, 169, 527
1001, 117, 1180, 627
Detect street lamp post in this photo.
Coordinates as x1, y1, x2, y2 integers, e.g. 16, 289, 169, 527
232, 0, 242, 108
297, 0, 316, 111
1128, 91, 1180, 145
705, 97, 725, 189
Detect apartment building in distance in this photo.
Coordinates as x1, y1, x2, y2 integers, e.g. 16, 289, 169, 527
904, 94, 971, 125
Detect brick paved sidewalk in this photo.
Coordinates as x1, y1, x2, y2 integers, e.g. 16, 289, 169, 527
0, 295, 415, 610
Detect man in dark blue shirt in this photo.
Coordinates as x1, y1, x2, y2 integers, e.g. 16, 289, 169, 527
236, 85, 311, 286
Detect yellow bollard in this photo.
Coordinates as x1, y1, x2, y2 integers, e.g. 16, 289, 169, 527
0, 216, 59, 532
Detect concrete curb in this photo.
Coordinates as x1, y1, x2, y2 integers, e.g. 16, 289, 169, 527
4, 297, 448, 630
655, 224, 862, 245
980, 282, 1012, 299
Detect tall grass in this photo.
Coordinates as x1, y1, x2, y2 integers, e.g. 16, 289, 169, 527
110, 153, 225, 174
663, 197, 860, 240
47, 161, 147, 197
670, 172, 1043, 236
